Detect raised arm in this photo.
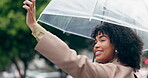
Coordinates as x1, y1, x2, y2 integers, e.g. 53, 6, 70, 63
23, 0, 37, 31
23, 0, 47, 41
22, 1, 108, 78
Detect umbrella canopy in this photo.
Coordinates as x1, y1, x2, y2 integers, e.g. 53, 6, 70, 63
37, 0, 148, 50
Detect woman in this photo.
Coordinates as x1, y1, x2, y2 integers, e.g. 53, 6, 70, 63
23, 0, 143, 78
91, 23, 143, 70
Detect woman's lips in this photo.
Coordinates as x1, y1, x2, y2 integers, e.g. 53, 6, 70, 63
95, 51, 103, 56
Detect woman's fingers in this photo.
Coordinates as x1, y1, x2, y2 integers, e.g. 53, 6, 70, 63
23, 0, 34, 10
31, 0, 36, 15
22, 5, 30, 11
23, 1, 32, 6
31, 0, 36, 7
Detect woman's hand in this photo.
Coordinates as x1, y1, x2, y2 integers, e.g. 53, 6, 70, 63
23, 0, 37, 31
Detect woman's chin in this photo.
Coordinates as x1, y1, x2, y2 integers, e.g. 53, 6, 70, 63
95, 58, 105, 63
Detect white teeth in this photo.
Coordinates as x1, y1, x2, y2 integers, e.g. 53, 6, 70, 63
95, 51, 103, 56
96, 51, 103, 53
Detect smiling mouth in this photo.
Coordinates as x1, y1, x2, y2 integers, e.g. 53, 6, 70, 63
95, 51, 103, 56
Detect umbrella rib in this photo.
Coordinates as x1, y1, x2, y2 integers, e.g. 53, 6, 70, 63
89, 0, 98, 21
63, 17, 72, 33
90, 0, 108, 22
101, 0, 108, 23
38, 19, 66, 32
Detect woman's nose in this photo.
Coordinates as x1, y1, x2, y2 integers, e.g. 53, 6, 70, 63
94, 42, 100, 49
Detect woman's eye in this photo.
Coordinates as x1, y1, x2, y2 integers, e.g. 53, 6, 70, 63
100, 40, 106, 42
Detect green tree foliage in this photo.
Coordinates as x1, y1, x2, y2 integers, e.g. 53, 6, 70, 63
0, 0, 51, 77
0, 0, 93, 77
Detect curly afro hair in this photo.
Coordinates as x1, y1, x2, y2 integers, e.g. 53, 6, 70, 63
91, 22, 144, 71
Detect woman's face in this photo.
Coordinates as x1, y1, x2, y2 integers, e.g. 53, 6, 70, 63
93, 33, 115, 63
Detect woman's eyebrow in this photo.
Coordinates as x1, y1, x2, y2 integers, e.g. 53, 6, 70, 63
99, 35, 107, 39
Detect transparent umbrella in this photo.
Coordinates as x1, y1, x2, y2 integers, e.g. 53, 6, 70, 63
37, 0, 148, 50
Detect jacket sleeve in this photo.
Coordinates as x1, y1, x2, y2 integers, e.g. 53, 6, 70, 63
35, 32, 108, 78
30, 24, 133, 78
32, 24, 47, 41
